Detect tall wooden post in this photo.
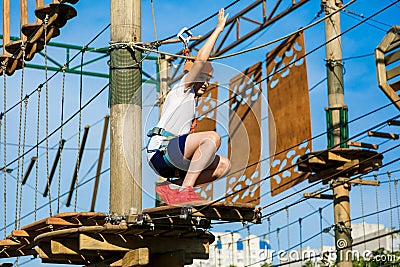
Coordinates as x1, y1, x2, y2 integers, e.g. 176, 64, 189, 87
110, 0, 142, 215
3, 0, 10, 55
323, 0, 351, 266
20, 0, 28, 40
154, 55, 170, 206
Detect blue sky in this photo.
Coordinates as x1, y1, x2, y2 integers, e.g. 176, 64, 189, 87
1, 0, 400, 266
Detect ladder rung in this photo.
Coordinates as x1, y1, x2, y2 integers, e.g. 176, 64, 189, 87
368, 131, 399, 140
388, 120, 400, 126
348, 141, 378, 150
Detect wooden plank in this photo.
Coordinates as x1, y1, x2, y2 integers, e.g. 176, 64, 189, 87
328, 151, 352, 162
387, 64, 400, 80
385, 49, 400, 65
303, 193, 334, 200
122, 248, 149, 266
347, 141, 378, 150
388, 119, 400, 126
79, 234, 130, 252
51, 239, 79, 255
46, 217, 82, 227
3, 0, 10, 55
337, 177, 380, 186
368, 131, 399, 139
391, 80, 400, 91
11, 230, 29, 237
91, 115, 110, 211
0, 239, 20, 246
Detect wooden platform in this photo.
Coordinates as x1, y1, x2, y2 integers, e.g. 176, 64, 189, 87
298, 148, 383, 183
0, 202, 259, 265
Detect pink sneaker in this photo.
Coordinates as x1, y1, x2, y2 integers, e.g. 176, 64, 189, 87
169, 186, 204, 205
155, 181, 181, 205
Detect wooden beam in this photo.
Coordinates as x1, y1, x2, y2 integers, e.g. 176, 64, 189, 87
51, 239, 79, 255
46, 217, 82, 227
347, 141, 378, 150
20, 0, 28, 41
3, 0, 10, 55
43, 139, 65, 197
66, 125, 90, 207
78, 233, 211, 256
11, 230, 29, 237
337, 177, 380, 186
368, 131, 399, 139
91, 115, 109, 211
388, 119, 400, 126
22, 157, 37, 185
303, 193, 334, 200
79, 234, 130, 252
122, 248, 149, 267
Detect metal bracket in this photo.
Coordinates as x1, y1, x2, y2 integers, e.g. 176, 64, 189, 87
180, 206, 193, 220
252, 208, 262, 224
106, 214, 126, 225
135, 213, 149, 226
334, 222, 352, 233
177, 27, 193, 49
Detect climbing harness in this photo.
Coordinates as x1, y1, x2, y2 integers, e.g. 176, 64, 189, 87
146, 127, 176, 168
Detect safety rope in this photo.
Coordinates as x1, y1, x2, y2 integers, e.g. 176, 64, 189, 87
44, 15, 52, 216
359, 178, 366, 251
2, 62, 7, 238
34, 83, 42, 221
18, 96, 28, 230
319, 208, 323, 249
395, 178, 400, 229
16, 44, 27, 230
286, 207, 290, 267
75, 49, 86, 211
388, 171, 394, 254
58, 65, 66, 214
374, 174, 381, 248
298, 218, 303, 264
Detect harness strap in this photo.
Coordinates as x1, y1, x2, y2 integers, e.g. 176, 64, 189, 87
147, 127, 176, 138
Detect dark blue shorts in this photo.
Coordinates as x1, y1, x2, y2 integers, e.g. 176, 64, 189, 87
149, 134, 189, 179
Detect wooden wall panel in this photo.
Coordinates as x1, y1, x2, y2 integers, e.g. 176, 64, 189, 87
226, 62, 262, 204
194, 83, 218, 200
266, 32, 312, 196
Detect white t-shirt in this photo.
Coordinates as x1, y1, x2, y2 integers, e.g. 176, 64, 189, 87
146, 75, 196, 161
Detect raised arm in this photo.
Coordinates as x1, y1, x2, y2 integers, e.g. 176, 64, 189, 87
184, 8, 228, 87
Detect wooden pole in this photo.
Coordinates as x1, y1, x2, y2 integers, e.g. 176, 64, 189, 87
324, 0, 352, 266
20, 0, 28, 40
66, 126, 90, 207
154, 55, 170, 206
36, 0, 43, 23
110, 0, 142, 215
3, 0, 10, 55
91, 115, 110, 212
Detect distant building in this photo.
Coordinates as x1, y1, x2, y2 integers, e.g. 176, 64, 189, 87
279, 223, 400, 267
190, 231, 272, 267
190, 223, 400, 266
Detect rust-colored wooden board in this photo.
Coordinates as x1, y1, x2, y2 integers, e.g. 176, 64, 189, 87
194, 83, 218, 201
266, 31, 312, 196
226, 62, 262, 204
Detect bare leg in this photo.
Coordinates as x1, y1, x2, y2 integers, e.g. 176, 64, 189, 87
171, 155, 230, 186
180, 131, 228, 187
